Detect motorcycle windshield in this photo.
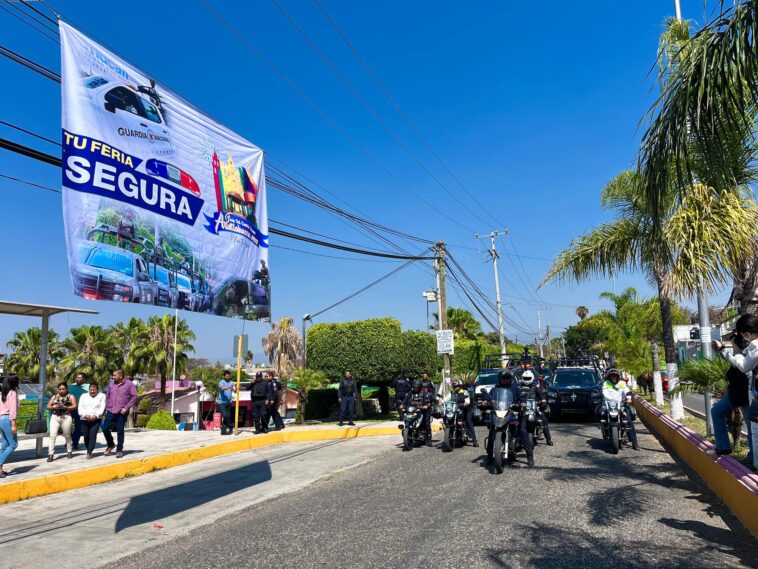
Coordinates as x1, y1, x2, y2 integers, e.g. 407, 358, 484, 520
490, 387, 515, 411
525, 399, 538, 411
602, 388, 624, 404
444, 401, 456, 414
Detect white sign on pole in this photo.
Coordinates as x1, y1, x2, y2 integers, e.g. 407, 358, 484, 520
436, 330, 454, 355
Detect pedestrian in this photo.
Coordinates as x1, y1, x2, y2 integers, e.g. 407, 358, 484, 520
249, 372, 271, 433
338, 370, 357, 426
102, 370, 138, 458
266, 371, 285, 431
713, 314, 757, 468
391, 372, 412, 420
77, 382, 106, 459
217, 371, 235, 435
0, 375, 19, 478
47, 382, 78, 461
68, 372, 89, 451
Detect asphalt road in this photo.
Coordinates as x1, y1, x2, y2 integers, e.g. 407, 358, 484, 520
106, 419, 756, 569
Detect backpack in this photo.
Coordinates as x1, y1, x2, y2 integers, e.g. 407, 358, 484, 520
252, 381, 268, 398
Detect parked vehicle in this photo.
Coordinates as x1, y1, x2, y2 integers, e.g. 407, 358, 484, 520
175, 272, 196, 311
399, 405, 428, 451
442, 399, 469, 451
546, 368, 602, 419
485, 387, 522, 474
149, 264, 178, 308
598, 388, 631, 454
73, 240, 158, 304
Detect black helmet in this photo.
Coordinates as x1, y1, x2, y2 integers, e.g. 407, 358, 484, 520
498, 369, 514, 385
412, 379, 422, 390
606, 368, 620, 382
452, 380, 463, 389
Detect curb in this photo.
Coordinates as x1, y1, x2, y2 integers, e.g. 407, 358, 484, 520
0, 424, 414, 504
634, 397, 758, 538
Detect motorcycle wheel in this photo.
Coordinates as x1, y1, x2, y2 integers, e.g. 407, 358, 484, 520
493, 433, 504, 474
610, 425, 620, 454
403, 428, 412, 451
443, 427, 454, 452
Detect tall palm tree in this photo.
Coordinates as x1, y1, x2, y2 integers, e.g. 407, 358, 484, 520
58, 325, 122, 387
132, 315, 196, 405
244, 350, 254, 367
575, 306, 589, 320
5, 327, 64, 381
111, 318, 149, 378
262, 317, 302, 378
640, 6, 758, 312
542, 171, 757, 416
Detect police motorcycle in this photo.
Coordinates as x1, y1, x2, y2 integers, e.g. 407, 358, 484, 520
598, 387, 630, 454
442, 397, 469, 451
523, 396, 544, 448
485, 387, 522, 474
400, 404, 428, 451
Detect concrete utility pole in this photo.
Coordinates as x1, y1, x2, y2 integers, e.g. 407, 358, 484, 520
434, 242, 452, 389
546, 325, 551, 359
698, 289, 714, 436
475, 230, 508, 360
536, 308, 544, 358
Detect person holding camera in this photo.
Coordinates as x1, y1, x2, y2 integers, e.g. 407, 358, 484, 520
47, 382, 78, 461
712, 314, 756, 467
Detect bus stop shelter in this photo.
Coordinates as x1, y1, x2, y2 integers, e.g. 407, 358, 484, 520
0, 300, 98, 456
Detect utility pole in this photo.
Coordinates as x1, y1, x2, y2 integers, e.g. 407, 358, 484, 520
698, 290, 714, 436
536, 308, 544, 358
434, 242, 452, 392
546, 325, 551, 359
475, 231, 508, 361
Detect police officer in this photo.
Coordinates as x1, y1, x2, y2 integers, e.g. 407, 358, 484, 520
248, 372, 271, 434
598, 368, 639, 449
420, 373, 438, 404
450, 380, 478, 447
486, 369, 535, 467
519, 370, 553, 446
391, 372, 412, 420
402, 380, 434, 446
338, 370, 357, 426
266, 371, 285, 431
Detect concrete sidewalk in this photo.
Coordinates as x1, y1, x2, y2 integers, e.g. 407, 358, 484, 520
0, 420, 411, 503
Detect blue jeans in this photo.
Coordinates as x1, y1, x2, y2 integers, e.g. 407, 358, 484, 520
711, 397, 753, 461
0, 415, 18, 467
102, 412, 127, 453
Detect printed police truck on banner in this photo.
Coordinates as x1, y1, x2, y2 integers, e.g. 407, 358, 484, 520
62, 131, 204, 225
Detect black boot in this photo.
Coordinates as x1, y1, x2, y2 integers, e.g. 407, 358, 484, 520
527, 455, 535, 467
472, 441, 479, 447
546, 437, 554, 446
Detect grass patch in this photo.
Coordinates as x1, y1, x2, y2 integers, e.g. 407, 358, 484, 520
680, 411, 749, 461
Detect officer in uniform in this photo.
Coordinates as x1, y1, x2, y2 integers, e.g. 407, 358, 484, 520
450, 380, 478, 447
486, 369, 534, 467
391, 372, 412, 420
338, 370, 358, 426
248, 372, 272, 434
598, 368, 639, 449
420, 373, 438, 404
266, 371, 285, 430
402, 380, 434, 446
519, 370, 553, 446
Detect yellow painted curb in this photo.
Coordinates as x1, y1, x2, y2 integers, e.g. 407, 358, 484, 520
0, 424, 417, 504
634, 399, 758, 538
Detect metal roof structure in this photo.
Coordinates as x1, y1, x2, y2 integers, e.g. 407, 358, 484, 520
0, 300, 98, 318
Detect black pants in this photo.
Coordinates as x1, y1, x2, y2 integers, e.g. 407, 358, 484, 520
486, 418, 533, 459
80, 419, 100, 454
395, 395, 409, 420
464, 406, 477, 443
540, 410, 553, 443
219, 403, 233, 433
339, 396, 356, 423
267, 402, 284, 429
102, 412, 127, 453
71, 410, 82, 450
252, 399, 268, 432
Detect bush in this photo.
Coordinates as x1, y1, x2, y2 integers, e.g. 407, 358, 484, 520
136, 414, 149, 428
138, 398, 153, 414
16, 400, 39, 431
304, 388, 338, 420
146, 410, 176, 430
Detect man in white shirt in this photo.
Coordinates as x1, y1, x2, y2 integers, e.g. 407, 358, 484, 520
77, 383, 106, 459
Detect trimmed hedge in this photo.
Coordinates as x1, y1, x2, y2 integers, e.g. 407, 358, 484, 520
146, 410, 177, 430
16, 400, 39, 431
304, 388, 338, 420
136, 414, 149, 428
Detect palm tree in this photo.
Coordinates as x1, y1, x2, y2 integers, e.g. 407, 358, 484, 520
132, 315, 196, 405
431, 307, 482, 340
58, 325, 122, 387
575, 306, 589, 320
262, 317, 303, 378
244, 350, 254, 367
111, 318, 148, 378
640, 7, 758, 312
5, 327, 64, 381
542, 171, 756, 417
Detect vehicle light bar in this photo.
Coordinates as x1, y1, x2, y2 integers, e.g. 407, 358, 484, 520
146, 159, 201, 196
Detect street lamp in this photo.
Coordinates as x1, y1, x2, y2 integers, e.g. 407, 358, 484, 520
302, 313, 311, 368
422, 290, 437, 331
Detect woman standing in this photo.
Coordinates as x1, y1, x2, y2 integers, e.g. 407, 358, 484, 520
77, 383, 106, 459
47, 382, 77, 461
713, 314, 757, 467
0, 375, 19, 478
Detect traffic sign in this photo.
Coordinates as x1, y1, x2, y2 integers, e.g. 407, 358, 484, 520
436, 330, 454, 355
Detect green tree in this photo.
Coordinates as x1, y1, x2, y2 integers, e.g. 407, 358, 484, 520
244, 350, 254, 367
111, 318, 148, 378
575, 306, 589, 320
58, 325, 122, 387
289, 368, 329, 421
132, 315, 196, 405
262, 317, 302, 377
563, 317, 608, 356
5, 327, 64, 381
432, 307, 482, 340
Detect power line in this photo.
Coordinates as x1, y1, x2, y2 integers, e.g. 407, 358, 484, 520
0, 3, 59, 43
0, 119, 60, 146
0, 173, 60, 193
20, 0, 59, 26
0, 44, 60, 81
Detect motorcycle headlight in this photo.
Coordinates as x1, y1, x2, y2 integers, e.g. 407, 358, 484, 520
609, 410, 619, 418
495, 410, 507, 419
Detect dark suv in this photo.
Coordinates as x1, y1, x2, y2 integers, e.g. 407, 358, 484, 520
547, 368, 602, 418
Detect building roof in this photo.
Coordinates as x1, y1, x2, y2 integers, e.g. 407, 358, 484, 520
0, 300, 98, 318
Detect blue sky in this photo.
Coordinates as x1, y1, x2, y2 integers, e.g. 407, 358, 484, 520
0, 1, 729, 364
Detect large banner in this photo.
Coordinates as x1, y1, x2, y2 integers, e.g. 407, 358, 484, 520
60, 23, 270, 320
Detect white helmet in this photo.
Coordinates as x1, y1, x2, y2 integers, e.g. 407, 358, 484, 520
521, 370, 535, 386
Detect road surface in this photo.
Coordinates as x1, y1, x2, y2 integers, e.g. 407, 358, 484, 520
95, 419, 755, 569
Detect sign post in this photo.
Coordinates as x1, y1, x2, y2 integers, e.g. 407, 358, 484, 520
436, 330, 454, 357
233, 334, 247, 435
